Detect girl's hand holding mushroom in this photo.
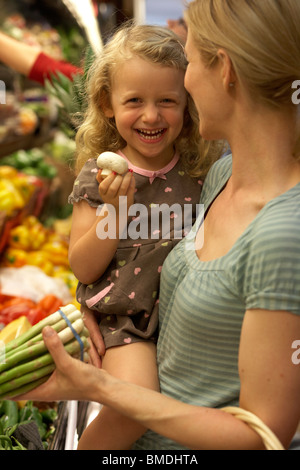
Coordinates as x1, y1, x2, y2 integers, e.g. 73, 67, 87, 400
96, 152, 135, 211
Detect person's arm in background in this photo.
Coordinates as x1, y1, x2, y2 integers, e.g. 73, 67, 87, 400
0, 30, 82, 85
0, 31, 41, 77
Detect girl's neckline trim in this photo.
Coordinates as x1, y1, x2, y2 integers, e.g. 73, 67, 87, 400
117, 150, 180, 183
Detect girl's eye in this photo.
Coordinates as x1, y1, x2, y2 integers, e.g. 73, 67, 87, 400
128, 98, 141, 103
160, 98, 176, 105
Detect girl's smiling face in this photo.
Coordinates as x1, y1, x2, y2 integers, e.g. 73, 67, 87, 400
106, 56, 187, 170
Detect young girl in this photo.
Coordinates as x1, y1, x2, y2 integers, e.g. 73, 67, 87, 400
68, 22, 222, 450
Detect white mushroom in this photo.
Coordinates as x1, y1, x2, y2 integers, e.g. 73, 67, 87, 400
97, 151, 128, 178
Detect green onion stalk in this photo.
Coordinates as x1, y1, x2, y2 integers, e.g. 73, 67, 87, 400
0, 305, 89, 399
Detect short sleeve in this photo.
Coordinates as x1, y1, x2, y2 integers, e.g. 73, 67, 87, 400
243, 204, 300, 315
68, 158, 103, 208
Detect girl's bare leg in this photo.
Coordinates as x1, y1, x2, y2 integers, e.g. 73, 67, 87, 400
77, 341, 159, 450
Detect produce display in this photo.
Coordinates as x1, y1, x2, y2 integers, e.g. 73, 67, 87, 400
0, 149, 57, 179
0, 294, 64, 329
0, 304, 89, 400
0, 4, 92, 451
0, 399, 58, 450
2, 215, 69, 271
0, 165, 38, 216
2, 14, 65, 61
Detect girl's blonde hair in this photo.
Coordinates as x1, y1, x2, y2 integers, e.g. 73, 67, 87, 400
185, 0, 300, 158
75, 21, 223, 175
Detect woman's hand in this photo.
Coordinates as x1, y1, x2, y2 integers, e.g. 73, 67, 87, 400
81, 306, 105, 368
97, 170, 135, 212
12, 327, 111, 403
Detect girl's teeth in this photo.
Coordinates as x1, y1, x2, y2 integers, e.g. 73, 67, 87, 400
138, 129, 165, 139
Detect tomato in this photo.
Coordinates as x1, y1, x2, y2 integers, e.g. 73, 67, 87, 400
0, 294, 15, 304
2, 297, 36, 308
0, 315, 9, 326
26, 307, 47, 325
0, 304, 31, 322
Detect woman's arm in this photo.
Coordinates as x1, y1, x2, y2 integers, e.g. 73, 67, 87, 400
16, 309, 300, 450
15, 327, 263, 450
238, 308, 300, 449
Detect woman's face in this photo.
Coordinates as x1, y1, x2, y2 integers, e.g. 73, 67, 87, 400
184, 32, 229, 141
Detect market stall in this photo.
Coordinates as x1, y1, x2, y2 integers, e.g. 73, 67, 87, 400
0, 0, 134, 450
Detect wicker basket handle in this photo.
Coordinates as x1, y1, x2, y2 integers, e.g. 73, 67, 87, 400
222, 407, 284, 450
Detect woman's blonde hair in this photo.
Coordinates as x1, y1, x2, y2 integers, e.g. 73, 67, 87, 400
75, 21, 223, 175
185, 0, 300, 158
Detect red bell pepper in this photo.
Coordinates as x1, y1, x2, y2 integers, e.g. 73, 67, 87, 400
37, 294, 63, 315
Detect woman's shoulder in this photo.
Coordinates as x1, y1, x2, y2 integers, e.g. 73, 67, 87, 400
200, 154, 232, 205
207, 153, 232, 180
252, 183, 300, 242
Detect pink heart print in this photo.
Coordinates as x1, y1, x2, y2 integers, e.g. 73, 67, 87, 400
134, 267, 141, 275
124, 338, 132, 344
129, 292, 136, 299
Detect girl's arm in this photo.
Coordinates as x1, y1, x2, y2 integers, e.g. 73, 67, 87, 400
16, 309, 300, 450
69, 170, 135, 285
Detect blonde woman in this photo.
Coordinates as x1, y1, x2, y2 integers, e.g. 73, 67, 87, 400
16, 0, 300, 450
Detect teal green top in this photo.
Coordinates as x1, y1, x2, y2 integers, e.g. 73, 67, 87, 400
133, 155, 300, 450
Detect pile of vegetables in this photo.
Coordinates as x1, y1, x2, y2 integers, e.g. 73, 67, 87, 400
0, 166, 38, 216
0, 293, 64, 329
1, 215, 70, 275
0, 304, 89, 400
0, 399, 57, 450
0, 149, 57, 180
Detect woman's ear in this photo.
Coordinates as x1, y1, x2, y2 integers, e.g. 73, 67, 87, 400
217, 48, 236, 91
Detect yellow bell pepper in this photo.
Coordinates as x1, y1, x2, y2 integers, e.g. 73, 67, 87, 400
9, 225, 31, 250
0, 179, 25, 211
0, 316, 32, 343
26, 251, 54, 276
13, 176, 35, 205
23, 215, 40, 228
28, 224, 47, 250
41, 241, 69, 267
0, 190, 17, 215
0, 166, 18, 179
2, 248, 28, 267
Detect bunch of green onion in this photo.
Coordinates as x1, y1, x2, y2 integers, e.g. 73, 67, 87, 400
0, 305, 89, 400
